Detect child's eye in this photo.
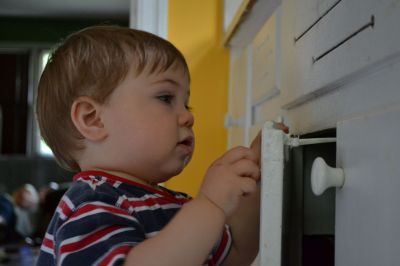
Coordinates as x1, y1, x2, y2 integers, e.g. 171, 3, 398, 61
185, 104, 193, 112
157, 95, 174, 104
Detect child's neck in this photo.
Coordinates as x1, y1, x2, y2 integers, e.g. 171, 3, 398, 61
92, 168, 159, 189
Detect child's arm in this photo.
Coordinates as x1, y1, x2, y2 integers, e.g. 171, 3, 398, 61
223, 189, 260, 266
124, 195, 226, 265
221, 133, 262, 266
124, 147, 260, 266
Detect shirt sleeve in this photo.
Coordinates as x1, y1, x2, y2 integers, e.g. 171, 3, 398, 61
54, 200, 145, 266
205, 224, 233, 266
36, 181, 147, 266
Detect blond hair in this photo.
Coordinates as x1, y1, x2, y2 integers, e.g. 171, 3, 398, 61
36, 25, 189, 171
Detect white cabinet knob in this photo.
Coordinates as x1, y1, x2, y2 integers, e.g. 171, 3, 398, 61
311, 157, 345, 196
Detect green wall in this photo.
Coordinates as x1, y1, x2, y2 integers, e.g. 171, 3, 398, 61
0, 17, 129, 43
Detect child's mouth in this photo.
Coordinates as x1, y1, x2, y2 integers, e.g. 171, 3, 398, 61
177, 136, 194, 155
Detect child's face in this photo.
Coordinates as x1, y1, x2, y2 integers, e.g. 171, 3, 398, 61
100, 64, 194, 184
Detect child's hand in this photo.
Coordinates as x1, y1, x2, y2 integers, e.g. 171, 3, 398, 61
273, 121, 289, 134
250, 132, 261, 166
199, 147, 261, 218
250, 122, 289, 165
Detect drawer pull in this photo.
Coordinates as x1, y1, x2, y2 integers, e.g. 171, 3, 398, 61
311, 157, 345, 196
294, 0, 343, 43
312, 15, 375, 63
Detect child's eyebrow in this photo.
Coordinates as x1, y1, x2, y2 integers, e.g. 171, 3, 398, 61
152, 78, 190, 96
152, 78, 181, 87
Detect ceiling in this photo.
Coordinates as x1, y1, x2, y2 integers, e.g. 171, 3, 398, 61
0, 0, 130, 20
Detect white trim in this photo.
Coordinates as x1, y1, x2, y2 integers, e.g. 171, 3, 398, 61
130, 0, 168, 39
225, 0, 281, 48
245, 45, 252, 146
259, 121, 284, 266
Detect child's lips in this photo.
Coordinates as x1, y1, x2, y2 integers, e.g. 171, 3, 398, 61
177, 136, 194, 155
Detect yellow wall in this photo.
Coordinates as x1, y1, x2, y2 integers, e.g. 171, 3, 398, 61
165, 0, 229, 196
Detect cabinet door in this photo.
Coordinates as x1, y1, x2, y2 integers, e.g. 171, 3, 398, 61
336, 107, 400, 265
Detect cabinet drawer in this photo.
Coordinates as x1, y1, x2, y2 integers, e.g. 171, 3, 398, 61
293, 0, 338, 41
283, 0, 400, 108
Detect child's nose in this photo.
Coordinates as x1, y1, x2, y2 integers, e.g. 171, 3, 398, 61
179, 109, 194, 128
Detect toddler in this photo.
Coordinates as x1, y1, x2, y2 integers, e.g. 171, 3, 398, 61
36, 25, 262, 265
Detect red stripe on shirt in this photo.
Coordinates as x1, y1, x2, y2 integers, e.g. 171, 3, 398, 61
70, 203, 131, 220
58, 197, 73, 217
42, 235, 54, 250
97, 245, 132, 266
209, 227, 229, 265
59, 225, 125, 254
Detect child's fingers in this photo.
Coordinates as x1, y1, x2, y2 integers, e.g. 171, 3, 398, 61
273, 122, 289, 133
218, 146, 258, 164
232, 160, 260, 180
237, 177, 258, 195
250, 131, 261, 163
250, 131, 261, 149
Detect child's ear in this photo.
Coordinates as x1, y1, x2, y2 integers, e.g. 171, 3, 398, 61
71, 96, 108, 141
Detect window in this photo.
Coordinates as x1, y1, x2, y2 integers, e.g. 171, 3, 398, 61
36, 50, 53, 157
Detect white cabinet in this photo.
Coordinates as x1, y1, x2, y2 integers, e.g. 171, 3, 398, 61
226, 49, 249, 147
250, 7, 282, 141
282, 0, 400, 108
225, 0, 400, 264
293, 0, 339, 41
226, 7, 283, 146
251, 8, 280, 105
336, 107, 400, 265
223, 0, 243, 32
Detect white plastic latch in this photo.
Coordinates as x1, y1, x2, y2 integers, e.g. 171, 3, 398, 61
311, 157, 345, 196
224, 115, 244, 128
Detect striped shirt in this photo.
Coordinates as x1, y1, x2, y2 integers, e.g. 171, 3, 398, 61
36, 170, 232, 265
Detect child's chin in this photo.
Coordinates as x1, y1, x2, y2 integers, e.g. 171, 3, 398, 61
155, 170, 181, 183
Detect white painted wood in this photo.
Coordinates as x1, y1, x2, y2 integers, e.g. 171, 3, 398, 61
282, 0, 400, 109
227, 49, 250, 148
259, 121, 285, 266
336, 106, 400, 266
293, 0, 338, 40
223, 0, 243, 32
226, 0, 281, 48
226, 0, 400, 264
248, 7, 282, 141
237, 0, 399, 134
130, 0, 168, 39
251, 7, 280, 106
283, 57, 400, 135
